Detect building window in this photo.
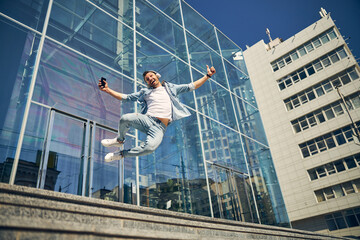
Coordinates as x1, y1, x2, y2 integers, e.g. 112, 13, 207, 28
299, 122, 360, 158
277, 46, 349, 91
307, 154, 360, 181
314, 178, 360, 203
271, 28, 338, 72
291, 92, 360, 133
325, 208, 360, 231
283, 66, 359, 111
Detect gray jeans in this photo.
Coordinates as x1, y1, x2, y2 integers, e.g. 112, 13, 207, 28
117, 113, 167, 157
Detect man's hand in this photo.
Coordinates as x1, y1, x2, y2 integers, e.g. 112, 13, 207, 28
207, 65, 216, 77
98, 78, 109, 92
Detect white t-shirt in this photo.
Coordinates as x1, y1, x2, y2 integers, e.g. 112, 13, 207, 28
144, 86, 172, 120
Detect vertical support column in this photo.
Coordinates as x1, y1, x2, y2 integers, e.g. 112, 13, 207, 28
82, 120, 91, 196
88, 122, 96, 198
178, 0, 214, 218
118, 145, 125, 202
133, 0, 140, 206
214, 27, 261, 223
10, 0, 54, 185
38, 110, 55, 189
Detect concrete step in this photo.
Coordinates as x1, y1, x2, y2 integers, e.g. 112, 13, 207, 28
0, 183, 346, 240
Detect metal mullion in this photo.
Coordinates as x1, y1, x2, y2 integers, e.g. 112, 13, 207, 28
196, 109, 270, 149
228, 170, 240, 221
179, 0, 214, 218
0, 12, 42, 35
45, 35, 134, 83
214, 27, 262, 223
85, 0, 133, 31
39, 110, 55, 189
88, 122, 96, 198
222, 57, 249, 78
185, 28, 221, 59
191, 65, 259, 110
207, 161, 247, 176
215, 27, 242, 52
10, 0, 54, 185
134, 0, 140, 207
143, 0, 183, 29
81, 120, 91, 196
213, 165, 224, 219
135, 30, 189, 67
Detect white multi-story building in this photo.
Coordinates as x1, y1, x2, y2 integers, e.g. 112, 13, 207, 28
243, 8, 360, 238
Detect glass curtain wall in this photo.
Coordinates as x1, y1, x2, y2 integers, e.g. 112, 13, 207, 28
0, 0, 290, 227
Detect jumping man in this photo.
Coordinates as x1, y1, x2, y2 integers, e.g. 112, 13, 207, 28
98, 65, 216, 162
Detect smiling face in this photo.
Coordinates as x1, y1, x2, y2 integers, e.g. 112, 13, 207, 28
144, 72, 161, 88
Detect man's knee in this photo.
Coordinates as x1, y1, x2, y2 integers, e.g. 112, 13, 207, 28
120, 113, 135, 123
142, 143, 158, 155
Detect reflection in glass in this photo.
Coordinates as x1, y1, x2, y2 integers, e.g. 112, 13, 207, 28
199, 116, 246, 174
88, 0, 133, 27
0, 0, 48, 31
43, 113, 85, 194
216, 29, 241, 62
33, 39, 135, 130
207, 164, 258, 223
139, 110, 211, 217
193, 69, 238, 130
187, 34, 227, 88
91, 125, 136, 203
0, 19, 41, 183
181, 1, 219, 52
233, 95, 268, 145
136, 0, 187, 61
224, 59, 256, 107
11, 104, 49, 187
242, 136, 289, 227
48, 0, 134, 77
147, 0, 181, 24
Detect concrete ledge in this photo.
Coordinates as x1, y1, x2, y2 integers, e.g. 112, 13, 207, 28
0, 183, 346, 240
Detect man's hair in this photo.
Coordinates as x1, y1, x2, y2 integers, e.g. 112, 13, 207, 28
143, 70, 161, 80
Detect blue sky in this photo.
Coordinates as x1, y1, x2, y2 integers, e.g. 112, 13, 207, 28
185, 0, 360, 60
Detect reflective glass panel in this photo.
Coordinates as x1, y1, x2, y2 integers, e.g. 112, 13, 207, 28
43, 112, 85, 194
193, 70, 238, 130
216, 29, 241, 62
14, 104, 49, 187
143, 0, 182, 25
136, 0, 187, 61
88, 0, 133, 27
224, 60, 256, 107
181, 2, 219, 52
200, 116, 247, 173
48, 0, 134, 77
0, 19, 41, 183
0, 0, 48, 31
233, 96, 267, 145
91, 126, 136, 203
139, 109, 211, 217
242, 136, 289, 226
33, 39, 135, 130
187, 32, 227, 87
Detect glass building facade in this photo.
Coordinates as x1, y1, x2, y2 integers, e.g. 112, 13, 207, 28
0, 0, 290, 227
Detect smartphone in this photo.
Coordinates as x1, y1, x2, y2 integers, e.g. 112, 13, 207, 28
100, 77, 106, 87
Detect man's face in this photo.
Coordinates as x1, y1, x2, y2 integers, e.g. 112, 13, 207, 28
144, 72, 160, 88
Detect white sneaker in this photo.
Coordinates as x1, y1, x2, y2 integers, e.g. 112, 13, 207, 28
105, 151, 123, 162
101, 138, 124, 147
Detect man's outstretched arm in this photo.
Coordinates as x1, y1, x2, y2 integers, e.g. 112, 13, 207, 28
98, 79, 126, 100
193, 65, 216, 89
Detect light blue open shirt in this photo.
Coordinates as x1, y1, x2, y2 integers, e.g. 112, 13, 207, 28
122, 81, 195, 122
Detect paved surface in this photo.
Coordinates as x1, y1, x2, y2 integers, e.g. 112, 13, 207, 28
0, 183, 347, 239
